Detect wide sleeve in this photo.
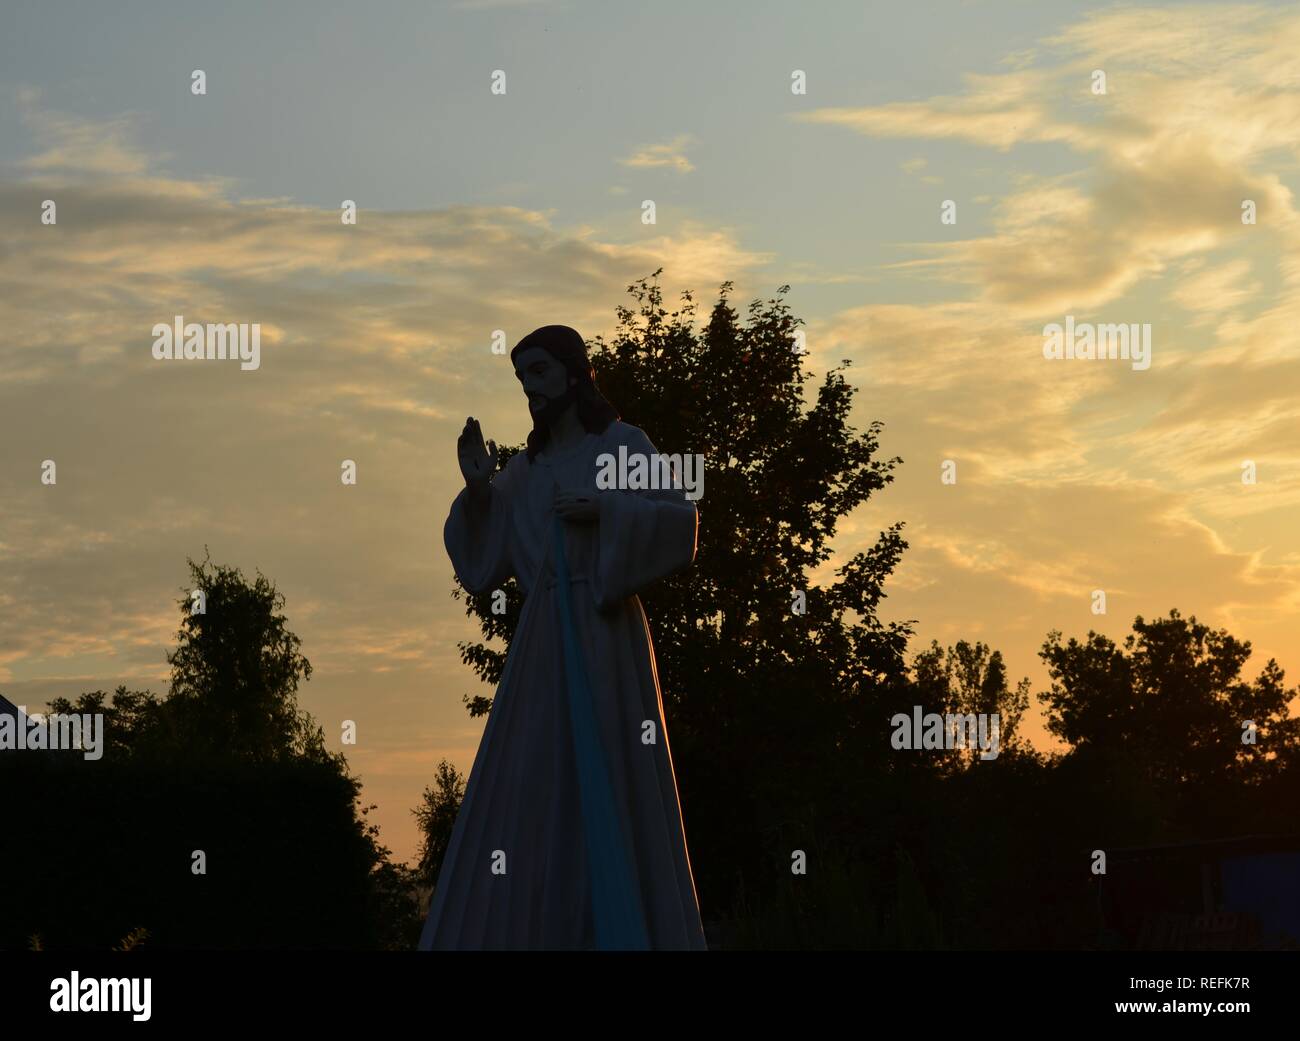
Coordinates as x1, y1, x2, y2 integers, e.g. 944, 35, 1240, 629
591, 426, 699, 612
444, 455, 518, 595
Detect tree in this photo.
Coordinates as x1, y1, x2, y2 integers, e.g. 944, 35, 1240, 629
46, 685, 169, 762
14, 555, 421, 950
166, 550, 326, 762
908, 639, 1031, 771
450, 270, 913, 910
412, 759, 466, 888
1038, 608, 1300, 788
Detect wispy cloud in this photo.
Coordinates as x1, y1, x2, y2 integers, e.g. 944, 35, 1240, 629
616, 133, 697, 173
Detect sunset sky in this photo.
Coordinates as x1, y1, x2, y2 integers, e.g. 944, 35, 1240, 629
3, 0, 1299, 864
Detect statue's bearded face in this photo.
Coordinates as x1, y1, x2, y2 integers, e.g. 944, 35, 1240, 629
513, 346, 576, 423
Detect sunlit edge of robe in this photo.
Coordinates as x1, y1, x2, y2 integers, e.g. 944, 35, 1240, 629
419, 420, 708, 951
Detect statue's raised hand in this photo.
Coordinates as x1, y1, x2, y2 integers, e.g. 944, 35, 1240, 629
458, 417, 498, 493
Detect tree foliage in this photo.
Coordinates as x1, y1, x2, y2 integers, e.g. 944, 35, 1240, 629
1039, 608, 1300, 786
412, 759, 467, 889
166, 551, 325, 762
12, 554, 420, 950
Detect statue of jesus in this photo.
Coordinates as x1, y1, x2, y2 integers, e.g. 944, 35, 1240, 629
418, 324, 708, 950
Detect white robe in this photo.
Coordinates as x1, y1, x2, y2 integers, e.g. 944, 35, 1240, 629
419, 420, 708, 950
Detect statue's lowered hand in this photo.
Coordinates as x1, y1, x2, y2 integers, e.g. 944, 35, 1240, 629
553, 488, 600, 522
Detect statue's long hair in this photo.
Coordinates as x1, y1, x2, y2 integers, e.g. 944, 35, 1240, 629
511, 325, 620, 461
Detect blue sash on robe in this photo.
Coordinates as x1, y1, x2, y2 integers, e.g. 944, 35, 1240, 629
552, 514, 650, 950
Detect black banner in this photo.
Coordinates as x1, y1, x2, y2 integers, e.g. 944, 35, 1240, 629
1, 952, 1293, 1027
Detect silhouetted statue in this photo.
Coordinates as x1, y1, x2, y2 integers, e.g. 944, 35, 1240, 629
418, 324, 707, 950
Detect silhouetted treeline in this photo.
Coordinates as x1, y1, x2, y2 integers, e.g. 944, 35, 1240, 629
1, 553, 420, 950
3, 751, 413, 948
